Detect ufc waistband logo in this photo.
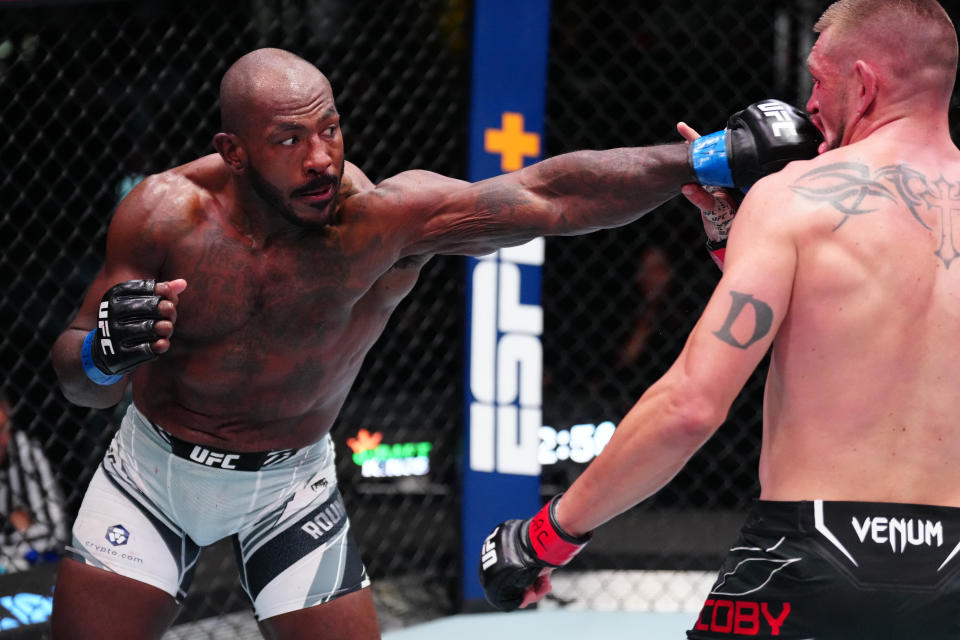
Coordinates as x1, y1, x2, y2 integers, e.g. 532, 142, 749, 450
757, 101, 798, 138
189, 446, 240, 469
98, 301, 115, 355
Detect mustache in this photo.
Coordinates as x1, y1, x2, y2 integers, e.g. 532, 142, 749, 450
290, 175, 339, 197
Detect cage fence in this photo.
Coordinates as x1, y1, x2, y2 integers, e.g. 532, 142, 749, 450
2, 0, 958, 637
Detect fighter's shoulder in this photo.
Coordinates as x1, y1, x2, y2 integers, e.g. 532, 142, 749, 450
123, 155, 223, 212
742, 151, 845, 216
341, 167, 466, 221
340, 160, 376, 197
112, 155, 224, 236
370, 168, 464, 195
337, 162, 396, 220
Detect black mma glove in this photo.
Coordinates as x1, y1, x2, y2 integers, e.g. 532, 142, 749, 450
80, 279, 163, 384
478, 495, 592, 612
690, 99, 822, 189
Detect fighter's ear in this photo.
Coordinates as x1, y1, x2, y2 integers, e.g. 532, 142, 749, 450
852, 60, 879, 120
213, 132, 247, 174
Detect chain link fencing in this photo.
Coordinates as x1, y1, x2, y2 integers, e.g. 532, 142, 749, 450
540, 0, 818, 611
0, 0, 470, 635
539, 0, 960, 613
1, 0, 959, 636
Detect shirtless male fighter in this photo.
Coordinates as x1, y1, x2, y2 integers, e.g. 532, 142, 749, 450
50, 47, 817, 639
479, 2, 960, 638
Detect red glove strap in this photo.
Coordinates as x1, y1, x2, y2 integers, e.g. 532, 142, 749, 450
709, 246, 726, 270
526, 500, 588, 566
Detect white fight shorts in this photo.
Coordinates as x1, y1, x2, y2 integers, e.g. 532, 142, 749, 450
67, 403, 370, 620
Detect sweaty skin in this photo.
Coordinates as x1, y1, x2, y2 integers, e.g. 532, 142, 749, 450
750, 7, 960, 506
52, 49, 696, 452
551, 2, 960, 538
506, 2, 960, 612
757, 145, 960, 504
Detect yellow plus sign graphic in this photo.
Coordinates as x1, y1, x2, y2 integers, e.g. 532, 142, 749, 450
485, 112, 540, 172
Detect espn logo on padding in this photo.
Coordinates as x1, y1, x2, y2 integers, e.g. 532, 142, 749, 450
468, 240, 543, 476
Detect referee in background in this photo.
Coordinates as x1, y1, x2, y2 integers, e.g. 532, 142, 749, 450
0, 386, 68, 574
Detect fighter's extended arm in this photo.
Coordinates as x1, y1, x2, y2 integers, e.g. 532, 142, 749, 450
394, 143, 692, 256
51, 177, 187, 408
392, 100, 819, 257
478, 172, 801, 609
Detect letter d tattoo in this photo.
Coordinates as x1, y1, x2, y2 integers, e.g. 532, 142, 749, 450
713, 291, 773, 349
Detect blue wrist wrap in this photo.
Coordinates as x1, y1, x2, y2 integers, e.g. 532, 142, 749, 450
81, 329, 123, 385
690, 130, 735, 188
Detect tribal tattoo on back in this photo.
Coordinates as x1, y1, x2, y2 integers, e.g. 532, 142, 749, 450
789, 162, 960, 269
711, 163, 960, 349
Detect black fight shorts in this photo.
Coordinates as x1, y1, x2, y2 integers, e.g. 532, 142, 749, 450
687, 500, 960, 640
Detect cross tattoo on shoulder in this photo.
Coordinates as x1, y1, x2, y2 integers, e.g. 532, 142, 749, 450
789, 162, 960, 269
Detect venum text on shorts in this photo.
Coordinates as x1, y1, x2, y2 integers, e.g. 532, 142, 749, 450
851, 516, 943, 553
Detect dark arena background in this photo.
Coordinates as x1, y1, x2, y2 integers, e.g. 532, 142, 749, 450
1, 0, 959, 637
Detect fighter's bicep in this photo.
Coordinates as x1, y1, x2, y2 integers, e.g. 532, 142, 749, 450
673, 282, 785, 412
709, 289, 776, 350
423, 181, 549, 255
385, 171, 546, 257
702, 240, 794, 354
73, 181, 172, 325
678, 197, 797, 399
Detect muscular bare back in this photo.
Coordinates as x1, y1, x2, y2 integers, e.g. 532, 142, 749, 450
758, 129, 960, 505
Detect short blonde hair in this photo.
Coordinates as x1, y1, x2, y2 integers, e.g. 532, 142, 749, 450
815, 0, 953, 32
814, 0, 957, 95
